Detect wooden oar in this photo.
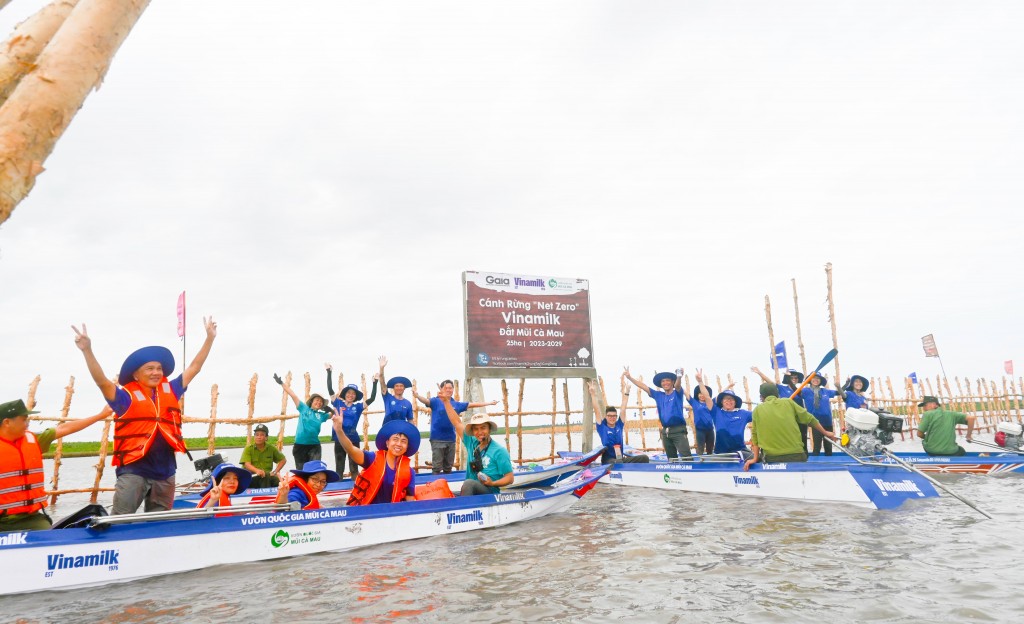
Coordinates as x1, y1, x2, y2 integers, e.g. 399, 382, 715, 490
787, 348, 838, 399
881, 449, 993, 520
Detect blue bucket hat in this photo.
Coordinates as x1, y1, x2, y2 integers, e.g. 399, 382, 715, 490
782, 369, 805, 385
201, 462, 252, 495
387, 376, 412, 389
118, 346, 175, 386
376, 420, 421, 456
715, 389, 743, 410
339, 383, 363, 402
849, 375, 870, 392
652, 372, 677, 387
291, 460, 341, 483
692, 385, 713, 401
810, 373, 827, 386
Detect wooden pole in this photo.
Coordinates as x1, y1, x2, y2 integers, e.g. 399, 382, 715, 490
824, 262, 844, 429
245, 374, 257, 445
562, 380, 572, 452
636, 377, 648, 450
549, 378, 557, 463
516, 378, 525, 465
765, 295, 780, 383
49, 375, 76, 505
619, 374, 631, 446
26, 375, 40, 410
0, 0, 154, 225
501, 379, 511, 449
0, 0, 80, 105
791, 278, 808, 373
276, 372, 291, 451
90, 414, 112, 504
205, 384, 219, 456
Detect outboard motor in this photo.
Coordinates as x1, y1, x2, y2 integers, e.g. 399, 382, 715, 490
843, 407, 904, 457
995, 421, 1024, 450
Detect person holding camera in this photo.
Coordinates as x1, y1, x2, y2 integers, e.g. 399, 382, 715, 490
440, 396, 513, 496
413, 380, 498, 475
72, 317, 218, 515
240, 424, 286, 488
623, 366, 693, 460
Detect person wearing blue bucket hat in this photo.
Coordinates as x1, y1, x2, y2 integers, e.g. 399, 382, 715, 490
332, 416, 418, 505
72, 317, 218, 515
623, 366, 693, 460
798, 372, 838, 456
752, 365, 809, 452
275, 459, 340, 510
196, 463, 252, 512
711, 387, 753, 456
325, 363, 380, 479
690, 370, 716, 454
840, 374, 871, 410
378, 355, 414, 424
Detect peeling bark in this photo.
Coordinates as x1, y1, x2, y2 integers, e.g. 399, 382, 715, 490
0, 0, 149, 226
0, 1, 80, 106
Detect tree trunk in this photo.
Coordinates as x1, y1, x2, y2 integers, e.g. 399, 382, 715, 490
0, 0, 150, 226
0, 0, 79, 106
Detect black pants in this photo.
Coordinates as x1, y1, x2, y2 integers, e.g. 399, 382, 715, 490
812, 426, 834, 456
333, 440, 360, 479
293, 443, 322, 469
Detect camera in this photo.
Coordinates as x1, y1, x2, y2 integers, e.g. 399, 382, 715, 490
469, 448, 483, 473
193, 454, 224, 474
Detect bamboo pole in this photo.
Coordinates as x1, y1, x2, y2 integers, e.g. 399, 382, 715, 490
549, 378, 557, 463
205, 384, 219, 456
48, 376, 76, 505
0, 0, 80, 106
1002, 377, 1013, 424
1011, 378, 1022, 424
562, 380, 572, 453
516, 378, 525, 465
792, 278, 808, 373
276, 372, 291, 450
824, 262, 844, 430
245, 374, 257, 445
742, 375, 752, 407
361, 374, 369, 450
26, 375, 40, 410
90, 414, 112, 504
765, 295, 780, 383
411, 379, 420, 471
636, 377, 648, 450
0, 0, 154, 225
500, 379, 510, 449
619, 374, 631, 446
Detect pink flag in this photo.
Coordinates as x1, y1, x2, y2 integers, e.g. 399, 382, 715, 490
176, 291, 186, 339
1006, 360, 1014, 376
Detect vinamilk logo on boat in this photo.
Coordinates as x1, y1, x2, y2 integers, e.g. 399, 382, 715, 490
271, 528, 321, 548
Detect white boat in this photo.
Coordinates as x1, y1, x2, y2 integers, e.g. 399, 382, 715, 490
0, 467, 607, 595
173, 446, 606, 508
602, 458, 940, 510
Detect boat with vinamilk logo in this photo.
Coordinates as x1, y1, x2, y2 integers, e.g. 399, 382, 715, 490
173, 445, 605, 509
0, 467, 607, 595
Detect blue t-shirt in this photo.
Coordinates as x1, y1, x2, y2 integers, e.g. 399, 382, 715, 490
429, 398, 468, 442
800, 387, 837, 428
462, 433, 514, 493
646, 388, 686, 427
109, 375, 186, 480
359, 451, 416, 504
777, 385, 805, 407
689, 397, 714, 431
330, 400, 364, 443
595, 420, 625, 462
844, 392, 868, 409
712, 408, 752, 453
382, 391, 414, 423
288, 485, 312, 508
295, 402, 332, 445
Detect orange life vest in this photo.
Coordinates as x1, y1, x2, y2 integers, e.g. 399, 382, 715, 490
347, 452, 412, 506
197, 489, 232, 510
0, 431, 48, 516
113, 379, 187, 467
288, 475, 320, 510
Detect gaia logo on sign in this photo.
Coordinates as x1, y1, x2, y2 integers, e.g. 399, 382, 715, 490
271, 529, 290, 548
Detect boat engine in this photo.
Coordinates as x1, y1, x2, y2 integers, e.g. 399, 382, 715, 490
995, 421, 1023, 450
842, 407, 904, 457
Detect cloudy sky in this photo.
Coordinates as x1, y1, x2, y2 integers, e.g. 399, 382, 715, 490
1, 1, 1022, 437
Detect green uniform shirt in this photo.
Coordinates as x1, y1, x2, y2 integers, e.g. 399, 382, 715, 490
750, 396, 818, 457
918, 408, 968, 455
462, 433, 514, 493
239, 442, 285, 473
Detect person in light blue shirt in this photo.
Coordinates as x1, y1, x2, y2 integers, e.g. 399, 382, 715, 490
275, 373, 334, 467
624, 367, 692, 459
439, 397, 514, 495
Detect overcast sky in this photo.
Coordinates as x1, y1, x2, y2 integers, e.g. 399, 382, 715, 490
2, 1, 1022, 437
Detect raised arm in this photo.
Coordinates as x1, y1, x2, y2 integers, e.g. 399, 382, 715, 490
622, 366, 650, 394
54, 405, 113, 439
326, 364, 337, 399
412, 388, 431, 408
331, 413, 366, 465
750, 366, 773, 385
377, 356, 388, 395
695, 369, 714, 410
278, 378, 302, 409
363, 375, 379, 407
182, 317, 217, 388
72, 324, 117, 402
674, 368, 684, 392
467, 400, 499, 409
441, 396, 466, 439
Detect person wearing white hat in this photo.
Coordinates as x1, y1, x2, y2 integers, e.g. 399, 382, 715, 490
440, 397, 513, 496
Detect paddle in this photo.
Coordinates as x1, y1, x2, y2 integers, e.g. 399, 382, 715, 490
787, 348, 838, 399
830, 440, 992, 519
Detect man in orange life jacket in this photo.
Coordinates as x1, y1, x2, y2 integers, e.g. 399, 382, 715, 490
72, 317, 218, 515
0, 399, 111, 531
332, 416, 418, 505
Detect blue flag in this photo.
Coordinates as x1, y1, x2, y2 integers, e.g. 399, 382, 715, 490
771, 341, 788, 369
908, 372, 918, 384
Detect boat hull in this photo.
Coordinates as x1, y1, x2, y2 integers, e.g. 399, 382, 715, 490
602, 461, 939, 509
0, 468, 606, 595
807, 452, 1024, 475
